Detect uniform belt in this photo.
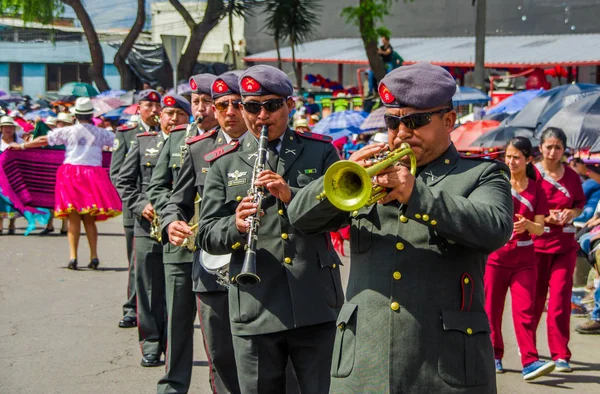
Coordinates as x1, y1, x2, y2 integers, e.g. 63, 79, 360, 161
543, 226, 576, 234
516, 240, 533, 247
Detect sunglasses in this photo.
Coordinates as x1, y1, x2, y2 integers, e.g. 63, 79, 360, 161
214, 99, 242, 112
241, 98, 288, 115
384, 108, 451, 130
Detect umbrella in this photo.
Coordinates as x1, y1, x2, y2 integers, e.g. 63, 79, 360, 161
508, 83, 600, 129
471, 125, 539, 149
92, 97, 125, 116
484, 89, 545, 116
360, 107, 386, 131
102, 107, 128, 120
451, 120, 500, 152
97, 90, 127, 99
0, 92, 23, 102
123, 104, 139, 115
539, 92, 600, 152
23, 109, 57, 121
452, 86, 490, 106
312, 110, 368, 138
57, 82, 99, 97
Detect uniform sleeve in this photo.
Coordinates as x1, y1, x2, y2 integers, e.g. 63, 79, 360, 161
197, 159, 247, 255
405, 161, 514, 254
535, 181, 549, 216
109, 132, 127, 186
47, 127, 68, 146
116, 139, 148, 217
146, 139, 173, 216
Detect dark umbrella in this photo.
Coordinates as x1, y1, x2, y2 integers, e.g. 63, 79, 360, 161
509, 83, 600, 129
538, 92, 600, 152
471, 125, 539, 149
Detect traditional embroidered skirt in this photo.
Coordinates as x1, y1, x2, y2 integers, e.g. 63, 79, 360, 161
54, 164, 122, 221
0, 189, 20, 219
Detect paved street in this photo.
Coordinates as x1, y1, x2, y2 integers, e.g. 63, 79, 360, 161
1, 218, 599, 393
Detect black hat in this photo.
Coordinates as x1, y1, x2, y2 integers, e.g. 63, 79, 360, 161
378, 62, 456, 109
189, 74, 218, 95
239, 65, 293, 98
137, 89, 161, 103
211, 71, 243, 100
162, 94, 192, 116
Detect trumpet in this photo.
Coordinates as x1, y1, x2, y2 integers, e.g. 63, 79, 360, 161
181, 194, 202, 252
316, 142, 417, 212
150, 214, 162, 243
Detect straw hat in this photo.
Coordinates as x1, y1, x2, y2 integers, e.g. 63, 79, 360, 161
57, 112, 75, 124
0, 116, 18, 127
293, 118, 309, 129
73, 97, 95, 115
45, 116, 57, 126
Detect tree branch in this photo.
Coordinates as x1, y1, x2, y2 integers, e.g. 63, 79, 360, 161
168, 0, 197, 29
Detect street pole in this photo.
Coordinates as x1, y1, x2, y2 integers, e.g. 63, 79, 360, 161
474, 0, 486, 90
170, 37, 178, 94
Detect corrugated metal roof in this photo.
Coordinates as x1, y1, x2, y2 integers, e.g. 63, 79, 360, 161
244, 34, 600, 68
0, 42, 118, 64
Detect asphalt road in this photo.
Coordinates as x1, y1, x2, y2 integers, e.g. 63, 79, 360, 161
1, 218, 599, 393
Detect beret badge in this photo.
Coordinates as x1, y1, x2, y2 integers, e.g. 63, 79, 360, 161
379, 83, 395, 104
148, 92, 158, 101
213, 79, 228, 94
190, 79, 198, 91
164, 96, 176, 106
242, 77, 260, 93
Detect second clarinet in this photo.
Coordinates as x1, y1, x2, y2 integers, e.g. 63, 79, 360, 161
235, 125, 269, 286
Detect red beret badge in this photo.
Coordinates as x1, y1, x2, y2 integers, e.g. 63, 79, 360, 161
164, 96, 176, 106
190, 78, 198, 91
148, 92, 158, 101
379, 83, 395, 104
213, 79, 228, 94
241, 77, 260, 93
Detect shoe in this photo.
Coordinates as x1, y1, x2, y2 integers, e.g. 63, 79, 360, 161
40, 227, 55, 235
554, 359, 572, 372
60, 229, 68, 235
140, 354, 161, 367
118, 316, 137, 328
522, 360, 555, 381
8, 228, 15, 235
495, 359, 504, 374
67, 259, 78, 270
88, 258, 99, 270
576, 320, 600, 334
571, 303, 588, 317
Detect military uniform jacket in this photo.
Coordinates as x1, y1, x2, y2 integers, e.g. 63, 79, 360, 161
197, 128, 344, 336
110, 123, 144, 227
160, 127, 232, 292
116, 131, 166, 237
287, 145, 513, 394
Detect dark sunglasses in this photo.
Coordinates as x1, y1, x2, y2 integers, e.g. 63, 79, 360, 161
214, 99, 242, 112
241, 98, 288, 114
384, 108, 451, 130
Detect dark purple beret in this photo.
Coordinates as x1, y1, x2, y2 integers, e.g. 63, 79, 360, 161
211, 71, 243, 100
162, 94, 192, 116
378, 63, 456, 109
239, 65, 293, 98
189, 74, 217, 95
137, 89, 161, 103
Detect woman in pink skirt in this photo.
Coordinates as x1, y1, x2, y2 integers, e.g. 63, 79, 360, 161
11, 97, 122, 270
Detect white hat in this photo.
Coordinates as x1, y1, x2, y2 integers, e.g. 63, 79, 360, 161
0, 116, 18, 127
57, 112, 74, 124
45, 116, 57, 126
371, 132, 388, 144
293, 118, 309, 129
73, 97, 95, 115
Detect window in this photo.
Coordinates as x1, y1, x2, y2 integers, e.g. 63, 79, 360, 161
9, 63, 22, 92
46, 63, 93, 92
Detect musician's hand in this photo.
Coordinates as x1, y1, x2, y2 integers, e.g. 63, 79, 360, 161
374, 164, 415, 205
558, 208, 576, 226
7, 143, 22, 150
513, 214, 528, 234
142, 204, 155, 222
236, 196, 257, 233
168, 220, 193, 246
545, 210, 561, 225
255, 170, 292, 204
348, 143, 386, 167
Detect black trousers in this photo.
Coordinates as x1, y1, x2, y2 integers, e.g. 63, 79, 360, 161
122, 226, 136, 318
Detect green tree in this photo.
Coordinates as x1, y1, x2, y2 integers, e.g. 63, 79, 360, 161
114, 0, 146, 90
222, 1, 259, 70
342, 0, 410, 89
0, 0, 63, 24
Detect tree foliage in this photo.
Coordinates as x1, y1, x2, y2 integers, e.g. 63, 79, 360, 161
222, 0, 259, 69
0, 0, 64, 24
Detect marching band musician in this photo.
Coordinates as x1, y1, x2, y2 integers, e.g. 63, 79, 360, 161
197, 65, 343, 394
116, 94, 190, 368
287, 63, 513, 393
111, 89, 162, 329
145, 74, 221, 394
160, 71, 247, 394
187, 73, 220, 136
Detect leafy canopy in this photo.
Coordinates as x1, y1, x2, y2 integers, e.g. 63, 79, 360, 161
0, 0, 64, 24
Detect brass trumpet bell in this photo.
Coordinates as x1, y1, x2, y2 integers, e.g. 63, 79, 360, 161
317, 143, 417, 212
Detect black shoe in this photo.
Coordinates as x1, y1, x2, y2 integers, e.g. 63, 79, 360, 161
118, 316, 137, 328
60, 229, 68, 235
67, 259, 78, 270
40, 227, 55, 235
141, 354, 161, 367
88, 258, 99, 270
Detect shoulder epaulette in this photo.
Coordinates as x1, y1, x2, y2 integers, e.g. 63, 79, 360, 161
170, 124, 188, 132
135, 131, 158, 138
117, 124, 136, 132
186, 128, 218, 145
295, 129, 332, 142
204, 140, 240, 162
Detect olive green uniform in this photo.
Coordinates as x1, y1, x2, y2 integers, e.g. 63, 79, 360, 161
110, 123, 144, 320
160, 128, 240, 394
287, 145, 514, 394
197, 129, 343, 394
117, 131, 167, 360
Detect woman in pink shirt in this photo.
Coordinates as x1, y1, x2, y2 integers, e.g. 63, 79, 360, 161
533, 127, 585, 373
485, 137, 553, 380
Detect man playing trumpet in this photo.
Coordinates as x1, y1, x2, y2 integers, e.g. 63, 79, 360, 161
288, 63, 514, 393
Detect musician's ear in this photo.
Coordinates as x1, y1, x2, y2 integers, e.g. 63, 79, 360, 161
286, 97, 294, 111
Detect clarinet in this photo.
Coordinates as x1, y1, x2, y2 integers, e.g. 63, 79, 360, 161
235, 125, 268, 287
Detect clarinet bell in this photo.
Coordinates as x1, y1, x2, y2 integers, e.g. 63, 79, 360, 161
236, 250, 261, 287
